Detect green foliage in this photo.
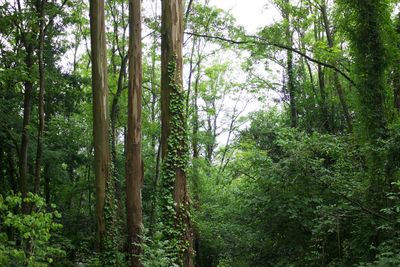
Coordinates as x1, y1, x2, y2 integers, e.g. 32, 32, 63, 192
102, 173, 121, 267
195, 111, 400, 266
3, 0, 400, 266
337, 0, 392, 142
159, 55, 191, 266
0, 193, 65, 266
141, 227, 179, 267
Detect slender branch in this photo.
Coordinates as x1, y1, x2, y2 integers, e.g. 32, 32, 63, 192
185, 32, 356, 86
184, 0, 194, 26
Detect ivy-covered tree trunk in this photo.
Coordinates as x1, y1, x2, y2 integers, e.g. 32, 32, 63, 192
161, 0, 194, 266
283, 0, 297, 128
89, 0, 110, 253
343, 0, 390, 254
125, 0, 143, 265
345, 0, 388, 173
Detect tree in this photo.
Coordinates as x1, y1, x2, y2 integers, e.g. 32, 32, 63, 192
341, 0, 390, 186
88, 0, 110, 252
17, 1, 36, 215
33, 0, 46, 195
125, 0, 143, 265
160, 0, 194, 265
282, 0, 298, 128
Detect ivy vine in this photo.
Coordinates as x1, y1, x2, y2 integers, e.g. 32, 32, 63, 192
159, 54, 191, 266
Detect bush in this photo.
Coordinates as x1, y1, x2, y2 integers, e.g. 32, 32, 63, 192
0, 192, 65, 266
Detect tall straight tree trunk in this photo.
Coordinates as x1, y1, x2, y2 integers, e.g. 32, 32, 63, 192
111, 54, 128, 219
89, 0, 110, 251
345, 0, 388, 144
161, 0, 194, 265
34, 0, 47, 194
148, 19, 160, 236
20, 43, 34, 214
343, 0, 390, 254
126, 0, 143, 265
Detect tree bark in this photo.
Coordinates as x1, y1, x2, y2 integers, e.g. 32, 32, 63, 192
34, 0, 47, 194
110, 54, 128, 220
89, 0, 110, 251
148, 18, 160, 236
161, 0, 194, 265
126, 0, 143, 265
19, 43, 34, 214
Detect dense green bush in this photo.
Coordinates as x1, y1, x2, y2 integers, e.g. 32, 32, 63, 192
0, 193, 65, 266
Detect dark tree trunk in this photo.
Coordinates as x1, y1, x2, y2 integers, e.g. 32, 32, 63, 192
34, 0, 47, 194
283, 1, 297, 128
19, 43, 34, 214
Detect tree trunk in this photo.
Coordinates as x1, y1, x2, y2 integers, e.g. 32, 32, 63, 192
161, 0, 194, 265
320, 2, 352, 131
344, 0, 389, 250
89, 0, 110, 251
19, 43, 34, 214
126, 0, 143, 265
283, 1, 297, 128
110, 54, 128, 220
34, 0, 47, 194
148, 19, 161, 236
317, 65, 331, 132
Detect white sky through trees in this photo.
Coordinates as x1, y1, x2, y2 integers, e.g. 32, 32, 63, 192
210, 0, 280, 33
61, 0, 283, 150
197, 1, 282, 149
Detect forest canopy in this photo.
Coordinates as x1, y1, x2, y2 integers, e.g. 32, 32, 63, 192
1, 0, 400, 266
